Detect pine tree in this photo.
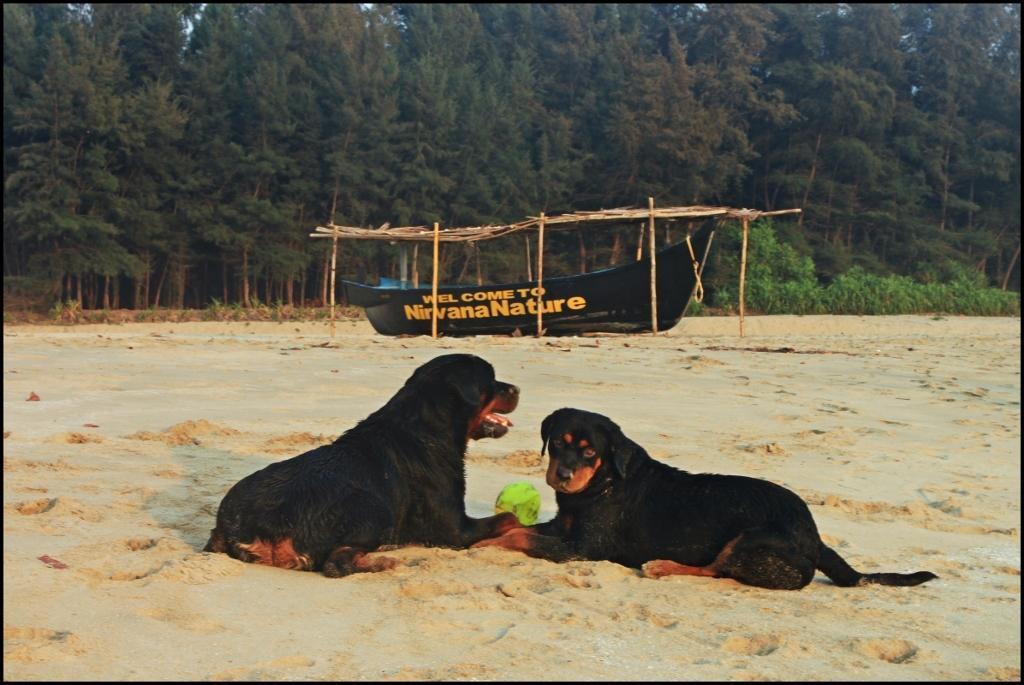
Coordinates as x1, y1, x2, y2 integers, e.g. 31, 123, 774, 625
6, 19, 136, 306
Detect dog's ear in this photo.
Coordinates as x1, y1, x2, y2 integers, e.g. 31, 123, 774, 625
599, 415, 634, 479
409, 355, 488, 408
540, 409, 571, 456
450, 371, 484, 408
540, 412, 555, 456
445, 360, 492, 408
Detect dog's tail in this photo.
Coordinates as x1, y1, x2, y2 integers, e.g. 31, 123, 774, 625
817, 543, 937, 587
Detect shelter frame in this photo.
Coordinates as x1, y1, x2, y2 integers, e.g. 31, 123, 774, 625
311, 201, 801, 338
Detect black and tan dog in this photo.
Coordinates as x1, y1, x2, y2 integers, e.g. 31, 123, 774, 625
475, 408, 938, 590
205, 354, 522, 577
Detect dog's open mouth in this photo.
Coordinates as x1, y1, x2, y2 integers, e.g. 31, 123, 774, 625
473, 411, 514, 440
469, 387, 517, 441
471, 409, 516, 440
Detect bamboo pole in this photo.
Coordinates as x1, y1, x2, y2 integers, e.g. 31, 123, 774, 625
320, 249, 329, 305
649, 197, 658, 334
636, 224, 644, 261
399, 243, 409, 286
431, 222, 439, 338
329, 235, 339, 338
475, 242, 483, 286
412, 243, 419, 288
524, 234, 532, 281
536, 212, 545, 337
309, 207, 800, 243
739, 217, 749, 337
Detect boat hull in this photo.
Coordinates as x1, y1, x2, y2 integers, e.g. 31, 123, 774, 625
343, 223, 714, 336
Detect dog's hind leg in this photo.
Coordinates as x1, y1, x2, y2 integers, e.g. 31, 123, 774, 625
645, 531, 817, 590
642, 559, 719, 578
204, 528, 228, 553
643, 535, 742, 582
715, 530, 817, 590
318, 491, 398, 578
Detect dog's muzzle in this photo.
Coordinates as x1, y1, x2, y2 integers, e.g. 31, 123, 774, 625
474, 383, 518, 439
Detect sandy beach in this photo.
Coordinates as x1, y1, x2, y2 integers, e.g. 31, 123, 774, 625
3, 315, 1020, 681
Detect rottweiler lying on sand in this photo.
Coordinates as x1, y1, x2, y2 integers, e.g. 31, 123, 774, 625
205, 354, 522, 576
475, 408, 938, 590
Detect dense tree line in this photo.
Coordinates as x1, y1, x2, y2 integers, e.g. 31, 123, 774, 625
3, 3, 1020, 311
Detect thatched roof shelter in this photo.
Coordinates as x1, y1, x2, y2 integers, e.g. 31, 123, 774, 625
310, 201, 801, 338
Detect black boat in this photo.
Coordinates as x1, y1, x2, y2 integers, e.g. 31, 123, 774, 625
342, 221, 715, 336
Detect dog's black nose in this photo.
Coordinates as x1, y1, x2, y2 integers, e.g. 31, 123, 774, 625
507, 384, 520, 396
556, 466, 573, 481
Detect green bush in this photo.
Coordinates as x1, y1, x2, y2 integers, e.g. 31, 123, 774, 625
710, 220, 823, 314
706, 220, 1019, 316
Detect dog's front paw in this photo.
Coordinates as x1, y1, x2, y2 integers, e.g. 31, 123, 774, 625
472, 528, 535, 552
470, 535, 506, 549
642, 560, 675, 579
492, 512, 525, 536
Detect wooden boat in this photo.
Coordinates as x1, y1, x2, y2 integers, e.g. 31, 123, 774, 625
343, 221, 714, 336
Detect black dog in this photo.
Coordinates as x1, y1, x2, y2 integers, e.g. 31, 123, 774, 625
475, 408, 937, 590
205, 354, 522, 577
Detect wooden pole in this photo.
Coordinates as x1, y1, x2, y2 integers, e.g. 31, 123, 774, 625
327, 184, 339, 320
432, 222, 440, 339
636, 224, 645, 261
329, 235, 339, 338
475, 242, 483, 286
412, 243, 419, 288
524, 234, 532, 281
399, 243, 408, 286
649, 197, 658, 334
320, 249, 329, 305
739, 217, 749, 337
536, 212, 545, 337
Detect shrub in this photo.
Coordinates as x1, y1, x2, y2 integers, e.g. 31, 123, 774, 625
706, 220, 1020, 316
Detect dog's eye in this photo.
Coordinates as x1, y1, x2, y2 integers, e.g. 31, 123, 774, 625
552, 438, 564, 447
583, 447, 596, 459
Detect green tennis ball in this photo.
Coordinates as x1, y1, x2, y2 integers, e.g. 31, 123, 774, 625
494, 481, 541, 526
